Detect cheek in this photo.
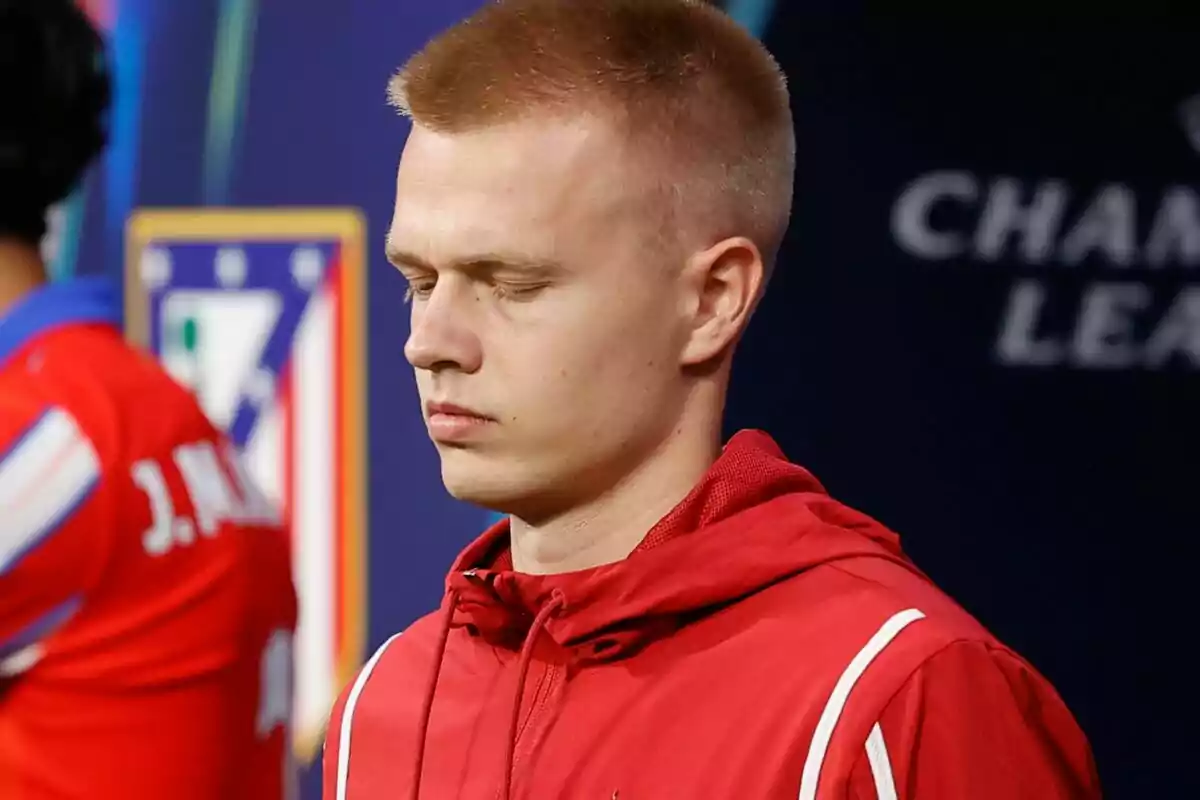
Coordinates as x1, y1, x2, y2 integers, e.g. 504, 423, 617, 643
512, 311, 675, 415
488, 273, 682, 417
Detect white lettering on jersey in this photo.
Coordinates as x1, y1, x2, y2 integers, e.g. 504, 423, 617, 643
173, 440, 238, 536
133, 438, 280, 556
132, 459, 182, 556
257, 628, 294, 738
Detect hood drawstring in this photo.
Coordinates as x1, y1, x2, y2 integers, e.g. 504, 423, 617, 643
408, 584, 566, 800
409, 588, 460, 800
503, 591, 566, 800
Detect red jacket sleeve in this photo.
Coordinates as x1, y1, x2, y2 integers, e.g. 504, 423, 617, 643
0, 394, 110, 676
848, 639, 1101, 799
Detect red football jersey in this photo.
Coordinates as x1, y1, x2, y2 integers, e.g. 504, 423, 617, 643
0, 278, 298, 799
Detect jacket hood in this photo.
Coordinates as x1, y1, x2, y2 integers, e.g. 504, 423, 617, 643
443, 430, 915, 663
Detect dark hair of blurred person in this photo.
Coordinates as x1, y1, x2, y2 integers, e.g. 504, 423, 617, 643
0, 0, 109, 307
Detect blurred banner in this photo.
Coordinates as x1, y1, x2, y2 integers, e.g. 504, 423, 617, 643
124, 208, 368, 762
59, 1, 1193, 796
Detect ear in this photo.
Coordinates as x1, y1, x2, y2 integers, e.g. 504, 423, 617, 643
678, 236, 765, 366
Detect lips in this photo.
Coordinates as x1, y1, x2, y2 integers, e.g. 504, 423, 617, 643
425, 401, 491, 421
425, 401, 495, 443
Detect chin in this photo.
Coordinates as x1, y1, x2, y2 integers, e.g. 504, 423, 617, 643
440, 456, 576, 521
439, 455, 527, 512
436, 445, 585, 519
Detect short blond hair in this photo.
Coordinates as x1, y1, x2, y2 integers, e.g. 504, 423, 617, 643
389, 0, 795, 270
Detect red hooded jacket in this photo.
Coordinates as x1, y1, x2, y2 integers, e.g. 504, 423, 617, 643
323, 431, 1100, 799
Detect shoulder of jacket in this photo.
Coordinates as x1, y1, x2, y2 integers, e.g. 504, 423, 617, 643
346, 611, 446, 688
0, 363, 116, 475
742, 558, 1007, 692
3, 333, 132, 457
820, 556, 1001, 645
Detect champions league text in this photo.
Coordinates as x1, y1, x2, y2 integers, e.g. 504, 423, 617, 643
892, 170, 1198, 371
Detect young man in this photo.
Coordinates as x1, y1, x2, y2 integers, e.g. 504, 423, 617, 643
0, 3, 297, 797
325, 1, 1101, 797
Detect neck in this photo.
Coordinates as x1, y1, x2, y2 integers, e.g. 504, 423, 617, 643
508, 393, 725, 575
0, 238, 47, 317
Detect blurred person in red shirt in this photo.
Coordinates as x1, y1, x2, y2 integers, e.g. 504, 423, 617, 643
0, 2, 297, 797
324, 1, 1101, 798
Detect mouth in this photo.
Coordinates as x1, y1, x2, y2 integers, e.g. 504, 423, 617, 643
424, 401, 495, 443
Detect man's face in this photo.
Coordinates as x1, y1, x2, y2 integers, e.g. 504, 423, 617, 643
388, 117, 694, 519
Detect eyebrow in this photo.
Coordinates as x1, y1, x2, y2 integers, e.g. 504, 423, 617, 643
384, 237, 562, 275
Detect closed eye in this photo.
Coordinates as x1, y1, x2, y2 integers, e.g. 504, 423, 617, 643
493, 283, 548, 301
403, 277, 436, 304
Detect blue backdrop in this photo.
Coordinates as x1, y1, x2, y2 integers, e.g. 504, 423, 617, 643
61, 3, 1192, 797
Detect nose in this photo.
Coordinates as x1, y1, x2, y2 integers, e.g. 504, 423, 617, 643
404, 279, 483, 374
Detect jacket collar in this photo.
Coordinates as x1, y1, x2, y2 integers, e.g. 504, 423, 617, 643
443, 430, 912, 663
0, 277, 121, 369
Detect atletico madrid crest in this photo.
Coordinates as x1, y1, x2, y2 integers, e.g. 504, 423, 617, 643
124, 208, 368, 762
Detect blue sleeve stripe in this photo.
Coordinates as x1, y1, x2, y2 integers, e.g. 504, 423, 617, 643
0, 596, 84, 660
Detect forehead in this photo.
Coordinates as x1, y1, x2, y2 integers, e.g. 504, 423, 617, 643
389, 118, 641, 258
